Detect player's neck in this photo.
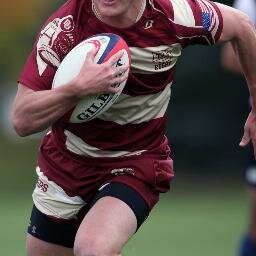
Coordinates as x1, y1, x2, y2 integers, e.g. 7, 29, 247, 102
92, 0, 146, 28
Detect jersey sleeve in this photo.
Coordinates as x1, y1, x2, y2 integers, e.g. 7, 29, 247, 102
18, 1, 76, 91
169, 0, 223, 47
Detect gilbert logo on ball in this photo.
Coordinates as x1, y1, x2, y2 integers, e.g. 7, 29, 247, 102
52, 33, 130, 123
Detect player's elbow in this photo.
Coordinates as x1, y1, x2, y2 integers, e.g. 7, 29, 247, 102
12, 120, 29, 137
12, 112, 32, 137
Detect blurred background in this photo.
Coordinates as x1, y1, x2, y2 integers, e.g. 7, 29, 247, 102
0, 0, 250, 255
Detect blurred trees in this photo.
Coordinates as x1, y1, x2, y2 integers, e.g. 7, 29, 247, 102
0, 1, 62, 80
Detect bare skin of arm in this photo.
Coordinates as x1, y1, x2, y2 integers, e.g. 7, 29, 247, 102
12, 49, 129, 136
217, 3, 256, 156
221, 42, 242, 75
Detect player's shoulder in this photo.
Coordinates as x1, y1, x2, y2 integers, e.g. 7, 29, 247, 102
150, 0, 203, 26
153, 0, 222, 27
151, 0, 199, 15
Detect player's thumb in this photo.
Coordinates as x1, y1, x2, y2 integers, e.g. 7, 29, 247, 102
84, 46, 97, 64
239, 131, 250, 147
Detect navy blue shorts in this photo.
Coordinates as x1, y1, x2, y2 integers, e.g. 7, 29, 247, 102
245, 145, 256, 188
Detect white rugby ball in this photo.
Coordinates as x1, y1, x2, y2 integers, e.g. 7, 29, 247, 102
52, 33, 130, 123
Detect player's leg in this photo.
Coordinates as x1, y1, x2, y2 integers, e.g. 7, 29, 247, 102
27, 234, 73, 256
26, 205, 80, 256
26, 166, 87, 256
74, 182, 149, 256
74, 197, 135, 256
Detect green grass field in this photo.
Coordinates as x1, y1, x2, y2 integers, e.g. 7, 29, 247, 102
0, 179, 247, 256
125, 184, 247, 256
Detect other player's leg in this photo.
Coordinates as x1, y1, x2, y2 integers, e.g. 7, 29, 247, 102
239, 151, 256, 256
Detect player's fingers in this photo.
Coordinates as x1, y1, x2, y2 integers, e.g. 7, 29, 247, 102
105, 71, 129, 94
107, 50, 126, 67
115, 64, 130, 77
108, 86, 120, 94
112, 72, 129, 86
84, 46, 97, 65
239, 129, 250, 147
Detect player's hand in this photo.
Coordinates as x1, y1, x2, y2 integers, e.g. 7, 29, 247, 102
239, 111, 256, 158
71, 47, 129, 98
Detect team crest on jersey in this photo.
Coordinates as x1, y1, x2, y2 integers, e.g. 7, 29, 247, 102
36, 15, 75, 75
130, 44, 181, 73
152, 45, 181, 71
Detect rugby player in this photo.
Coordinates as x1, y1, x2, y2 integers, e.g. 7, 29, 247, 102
12, 0, 256, 255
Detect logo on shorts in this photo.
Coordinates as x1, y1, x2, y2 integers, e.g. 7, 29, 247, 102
36, 178, 49, 192
111, 168, 135, 176
32, 225, 37, 234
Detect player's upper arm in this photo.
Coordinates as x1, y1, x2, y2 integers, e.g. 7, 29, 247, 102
216, 2, 254, 43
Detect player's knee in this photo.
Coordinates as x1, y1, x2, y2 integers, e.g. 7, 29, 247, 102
74, 237, 120, 256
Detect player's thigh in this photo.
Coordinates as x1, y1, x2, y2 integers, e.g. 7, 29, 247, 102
26, 234, 73, 256
74, 196, 137, 256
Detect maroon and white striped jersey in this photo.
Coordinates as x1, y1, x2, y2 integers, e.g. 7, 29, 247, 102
18, 0, 223, 159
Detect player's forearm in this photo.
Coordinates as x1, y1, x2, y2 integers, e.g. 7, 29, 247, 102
12, 84, 79, 137
221, 42, 243, 74
231, 22, 256, 111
